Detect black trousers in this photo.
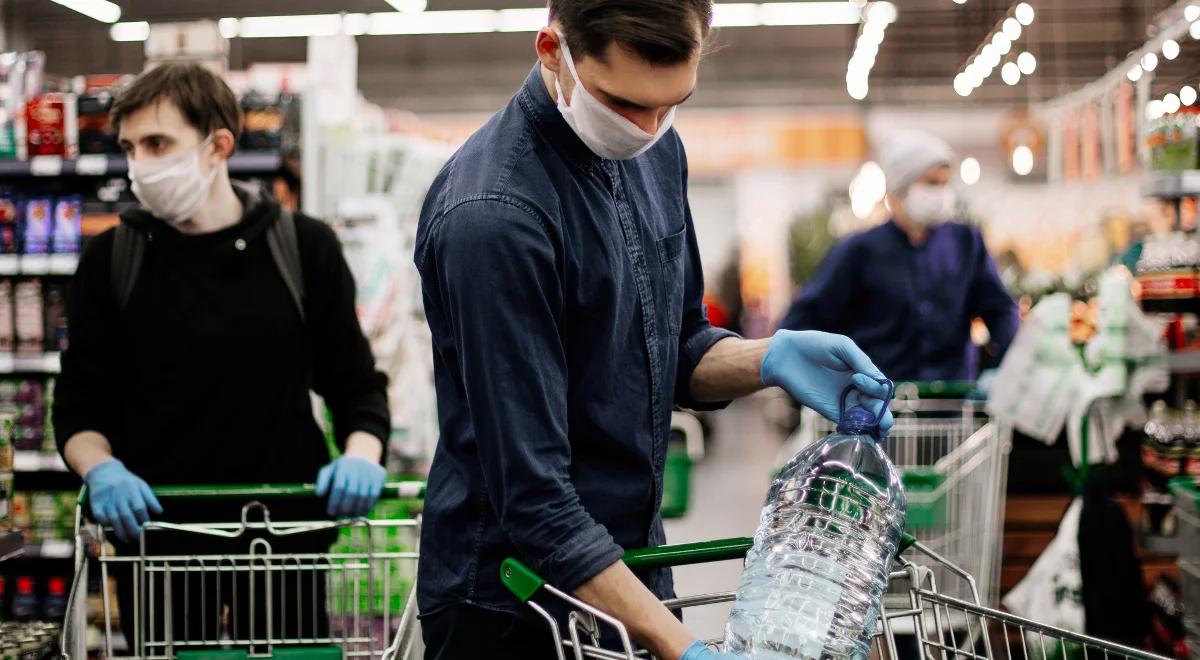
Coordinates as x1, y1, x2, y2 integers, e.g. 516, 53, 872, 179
421, 605, 563, 660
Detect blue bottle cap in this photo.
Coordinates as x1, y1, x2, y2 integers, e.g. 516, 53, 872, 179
836, 406, 878, 436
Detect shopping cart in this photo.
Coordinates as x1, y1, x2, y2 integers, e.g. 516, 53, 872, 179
500, 535, 1172, 660
61, 482, 425, 660
780, 380, 1010, 605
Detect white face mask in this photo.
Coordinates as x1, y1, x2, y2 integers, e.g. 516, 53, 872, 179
902, 183, 956, 228
128, 135, 220, 224
554, 35, 677, 161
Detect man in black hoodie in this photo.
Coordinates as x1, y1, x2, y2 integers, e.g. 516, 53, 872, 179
52, 63, 390, 646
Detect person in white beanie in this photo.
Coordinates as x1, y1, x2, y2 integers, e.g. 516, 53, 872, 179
779, 130, 1018, 382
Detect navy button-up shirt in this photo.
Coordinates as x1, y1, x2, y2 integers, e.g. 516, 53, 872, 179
414, 65, 737, 617
780, 220, 1018, 381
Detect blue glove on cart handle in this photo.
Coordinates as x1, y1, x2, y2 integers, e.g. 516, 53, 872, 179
761, 330, 894, 435
316, 455, 387, 518
84, 458, 163, 543
681, 640, 742, 660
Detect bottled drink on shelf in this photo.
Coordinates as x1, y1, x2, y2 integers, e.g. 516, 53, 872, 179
725, 381, 905, 659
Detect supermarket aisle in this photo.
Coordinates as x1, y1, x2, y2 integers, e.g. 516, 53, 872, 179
663, 394, 787, 639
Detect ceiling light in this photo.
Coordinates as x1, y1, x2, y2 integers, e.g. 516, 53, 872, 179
1182, 85, 1198, 106
760, 2, 861, 25
1127, 65, 1144, 81
1165, 92, 1182, 114
370, 9, 496, 34
1142, 52, 1159, 71
1001, 62, 1021, 85
960, 157, 981, 185
50, 0, 120, 23
238, 14, 343, 38
966, 67, 985, 88
218, 17, 240, 38
953, 0, 967, 4
1187, 5, 1200, 22
1017, 51, 1037, 75
1163, 39, 1181, 60
847, 77, 870, 100
992, 32, 1012, 54
980, 45, 1000, 68
1192, 20, 1200, 40
711, 3, 759, 27
849, 161, 886, 218
954, 74, 973, 96
1002, 17, 1022, 40
1014, 2, 1035, 26
384, 0, 427, 12
1012, 145, 1034, 176
496, 8, 548, 32
110, 20, 149, 41
869, 2, 899, 24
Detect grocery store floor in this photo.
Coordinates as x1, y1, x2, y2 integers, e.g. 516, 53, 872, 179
663, 394, 787, 639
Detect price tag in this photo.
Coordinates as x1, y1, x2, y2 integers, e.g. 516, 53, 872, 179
13, 452, 37, 472
42, 352, 60, 373
0, 255, 18, 275
19, 254, 49, 275
29, 155, 63, 177
40, 541, 72, 558
49, 254, 78, 274
0, 353, 13, 373
75, 154, 108, 176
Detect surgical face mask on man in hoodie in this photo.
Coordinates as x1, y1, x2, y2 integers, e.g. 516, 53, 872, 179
894, 164, 957, 232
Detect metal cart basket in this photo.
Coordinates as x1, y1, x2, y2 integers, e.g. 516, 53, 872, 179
500, 535, 1172, 660
781, 380, 1011, 605
62, 482, 424, 660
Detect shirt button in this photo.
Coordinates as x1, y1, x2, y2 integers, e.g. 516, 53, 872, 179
235, 239, 247, 251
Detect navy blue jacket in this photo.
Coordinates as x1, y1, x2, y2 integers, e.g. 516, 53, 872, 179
414, 66, 736, 616
780, 220, 1018, 381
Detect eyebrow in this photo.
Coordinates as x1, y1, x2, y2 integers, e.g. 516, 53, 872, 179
601, 88, 696, 111
118, 133, 171, 146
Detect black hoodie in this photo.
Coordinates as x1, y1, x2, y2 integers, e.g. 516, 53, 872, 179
52, 185, 389, 507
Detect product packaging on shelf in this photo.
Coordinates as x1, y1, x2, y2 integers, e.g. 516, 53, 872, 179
0, 281, 13, 354
24, 94, 76, 159
76, 94, 116, 155
50, 196, 80, 254
13, 279, 41, 357
20, 199, 50, 255
41, 283, 66, 353
0, 195, 18, 255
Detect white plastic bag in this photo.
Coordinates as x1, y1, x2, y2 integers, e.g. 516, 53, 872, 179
1003, 498, 1085, 659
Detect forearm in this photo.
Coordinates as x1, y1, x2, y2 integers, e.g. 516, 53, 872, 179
62, 431, 114, 477
574, 561, 694, 660
343, 431, 384, 463
689, 337, 771, 402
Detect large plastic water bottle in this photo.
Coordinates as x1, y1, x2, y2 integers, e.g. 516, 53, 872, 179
725, 381, 906, 659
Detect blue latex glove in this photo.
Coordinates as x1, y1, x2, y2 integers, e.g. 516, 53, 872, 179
680, 640, 742, 660
761, 330, 894, 435
971, 368, 998, 400
316, 455, 387, 518
84, 459, 163, 543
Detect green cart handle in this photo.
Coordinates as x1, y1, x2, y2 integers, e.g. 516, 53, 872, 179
500, 532, 919, 603
76, 481, 425, 507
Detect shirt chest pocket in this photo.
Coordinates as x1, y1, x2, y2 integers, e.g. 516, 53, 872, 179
656, 229, 686, 336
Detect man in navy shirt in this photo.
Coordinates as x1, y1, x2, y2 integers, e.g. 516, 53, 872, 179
415, 2, 895, 659
781, 131, 1019, 382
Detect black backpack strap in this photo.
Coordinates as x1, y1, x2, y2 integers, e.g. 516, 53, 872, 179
111, 223, 146, 310
266, 209, 306, 321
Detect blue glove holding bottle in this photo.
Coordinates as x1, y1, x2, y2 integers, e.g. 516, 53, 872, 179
680, 640, 742, 660
84, 459, 163, 543
316, 455, 387, 518
761, 330, 894, 435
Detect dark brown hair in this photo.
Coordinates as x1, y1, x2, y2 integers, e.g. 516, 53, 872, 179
110, 63, 243, 142
549, 0, 713, 65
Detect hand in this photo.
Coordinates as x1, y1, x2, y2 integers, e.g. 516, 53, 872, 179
316, 455, 386, 518
760, 330, 893, 434
84, 459, 162, 543
680, 640, 742, 660
971, 368, 998, 400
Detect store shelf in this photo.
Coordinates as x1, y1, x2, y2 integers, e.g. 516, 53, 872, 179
1144, 170, 1200, 198
13, 451, 67, 473
1169, 351, 1200, 374
1140, 531, 1185, 556
0, 254, 80, 276
22, 540, 72, 559
0, 151, 283, 178
0, 353, 60, 374
0, 531, 23, 561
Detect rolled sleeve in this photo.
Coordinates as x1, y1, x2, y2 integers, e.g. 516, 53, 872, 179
433, 197, 623, 589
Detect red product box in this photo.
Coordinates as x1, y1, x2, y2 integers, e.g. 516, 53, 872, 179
24, 94, 77, 158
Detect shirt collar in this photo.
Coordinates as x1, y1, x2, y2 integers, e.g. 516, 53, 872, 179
516, 63, 600, 173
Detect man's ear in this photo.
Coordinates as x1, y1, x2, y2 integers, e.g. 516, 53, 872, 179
211, 128, 237, 162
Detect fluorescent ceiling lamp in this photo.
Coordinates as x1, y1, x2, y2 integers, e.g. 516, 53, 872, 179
342, 13, 370, 36
496, 8, 549, 32
50, 0, 120, 23
759, 2, 864, 26
385, 0, 427, 12
218, 17, 240, 39
370, 10, 495, 35
238, 14, 343, 38
712, 3, 759, 27
110, 20, 149, 41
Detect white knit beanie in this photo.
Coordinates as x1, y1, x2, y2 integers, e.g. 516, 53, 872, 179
878, 130, 955, 194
